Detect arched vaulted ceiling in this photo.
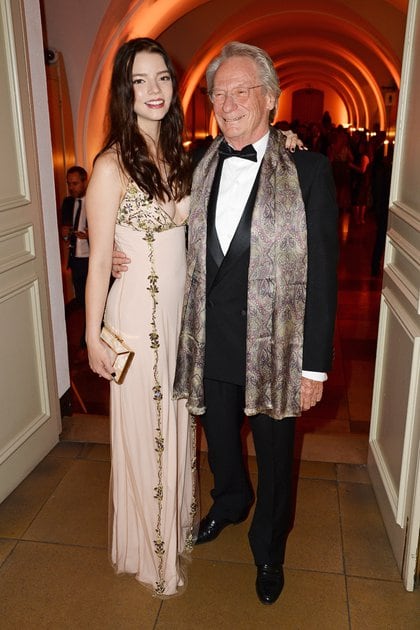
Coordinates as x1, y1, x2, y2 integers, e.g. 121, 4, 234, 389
79, 0, 407, 167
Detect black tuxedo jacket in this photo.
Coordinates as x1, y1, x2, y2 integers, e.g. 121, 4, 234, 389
204, 150, 338, 386
61, 196, 76, 226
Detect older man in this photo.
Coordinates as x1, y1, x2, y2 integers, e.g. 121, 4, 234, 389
113, 42, 338, 605
173, 42, 338, 605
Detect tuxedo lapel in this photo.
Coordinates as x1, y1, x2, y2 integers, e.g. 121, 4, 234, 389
210, 165, 262, 289
206, 159, 225, 296
62, 196, 75, 226
207, 158, 225, 269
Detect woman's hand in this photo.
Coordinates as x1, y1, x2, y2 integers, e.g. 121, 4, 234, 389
87, 338, 115, 380
111, 249, 131, 278
281, 129, 307, 152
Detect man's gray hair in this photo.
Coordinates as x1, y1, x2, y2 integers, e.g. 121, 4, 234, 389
206, 41, 281, 123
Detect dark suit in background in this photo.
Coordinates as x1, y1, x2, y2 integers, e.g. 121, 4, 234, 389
62, 195, 89, 308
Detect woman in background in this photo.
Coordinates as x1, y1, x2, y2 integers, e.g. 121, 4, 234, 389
328, 128, 354, 213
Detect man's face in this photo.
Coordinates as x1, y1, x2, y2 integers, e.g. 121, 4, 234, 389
67, 173, 87, 198
211, 56, 275, 149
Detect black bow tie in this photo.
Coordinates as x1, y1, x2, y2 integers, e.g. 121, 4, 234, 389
218, 140, 257, 162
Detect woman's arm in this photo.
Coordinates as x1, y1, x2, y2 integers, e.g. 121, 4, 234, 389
85, 152, 123, 379
349, 154, 370, 173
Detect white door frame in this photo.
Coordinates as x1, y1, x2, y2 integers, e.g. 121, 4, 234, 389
368, 0, 420, 591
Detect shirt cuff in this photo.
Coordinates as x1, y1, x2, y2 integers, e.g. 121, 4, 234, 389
302, 370, 328, 382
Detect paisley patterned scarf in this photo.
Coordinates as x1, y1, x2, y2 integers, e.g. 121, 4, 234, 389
174, 127, 307, 420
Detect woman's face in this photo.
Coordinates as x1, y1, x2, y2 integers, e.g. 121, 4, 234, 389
131, 51, 173, 131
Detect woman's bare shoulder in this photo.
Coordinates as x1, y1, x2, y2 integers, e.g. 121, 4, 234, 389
94, 148, 120, 175
93, 148, 129, 188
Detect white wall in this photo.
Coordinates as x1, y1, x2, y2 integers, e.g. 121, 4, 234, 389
42, 0, 109, 157
25, 0, 69, 397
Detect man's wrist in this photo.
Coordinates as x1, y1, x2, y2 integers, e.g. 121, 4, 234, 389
302, 370, 327, 382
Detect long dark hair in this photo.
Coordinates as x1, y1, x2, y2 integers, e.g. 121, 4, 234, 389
98, 37, 191, 201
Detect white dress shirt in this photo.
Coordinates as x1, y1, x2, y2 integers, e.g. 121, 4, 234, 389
215, 134, 268, 255
73, 197, 89, 258
215, 132, 327, 383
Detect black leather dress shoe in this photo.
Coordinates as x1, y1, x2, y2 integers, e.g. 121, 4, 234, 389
255, 564, 284, 605
195, 512, 247, 545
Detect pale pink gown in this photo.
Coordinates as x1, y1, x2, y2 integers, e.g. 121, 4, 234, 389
104, 180, 197, 597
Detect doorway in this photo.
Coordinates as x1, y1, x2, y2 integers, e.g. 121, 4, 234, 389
292, 88, 324, 124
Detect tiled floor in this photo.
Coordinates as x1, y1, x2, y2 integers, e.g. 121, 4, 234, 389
1, 445, 419, 628
1, 212, 419, 626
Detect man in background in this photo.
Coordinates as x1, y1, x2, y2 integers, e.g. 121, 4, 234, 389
61, 165, 89, 352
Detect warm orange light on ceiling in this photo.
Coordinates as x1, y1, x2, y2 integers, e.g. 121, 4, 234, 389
78, 0, 402, 165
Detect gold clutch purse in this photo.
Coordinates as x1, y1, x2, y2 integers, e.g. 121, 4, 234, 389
100, 325, 134, 384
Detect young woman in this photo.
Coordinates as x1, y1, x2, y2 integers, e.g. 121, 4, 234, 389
85, 38, 197, 598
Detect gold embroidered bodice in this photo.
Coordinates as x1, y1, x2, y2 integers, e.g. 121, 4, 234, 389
116, 180, 187, 232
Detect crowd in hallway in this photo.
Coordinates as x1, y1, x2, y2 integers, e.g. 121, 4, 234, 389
275, 113, 393, 276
